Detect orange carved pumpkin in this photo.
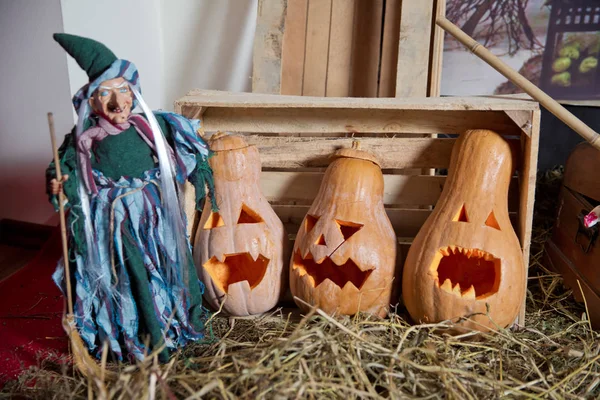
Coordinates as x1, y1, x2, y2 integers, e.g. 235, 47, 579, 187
402, 129, 525, 332
193, 133, 289, 316
290, 142, 397, 317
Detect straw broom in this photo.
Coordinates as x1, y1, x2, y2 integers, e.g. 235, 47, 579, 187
47, 112, 115, 380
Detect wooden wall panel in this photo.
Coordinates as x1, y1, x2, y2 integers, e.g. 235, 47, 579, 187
281, 0, 309, 95
428, 0, 446, 97
395, 0, 435, 97
325, 0, 356, 97
252, 0, 288, 94
350, 0, 384, 97
302, 0, 333, 96
252, 0, 443, 99
378, 0, 402, 97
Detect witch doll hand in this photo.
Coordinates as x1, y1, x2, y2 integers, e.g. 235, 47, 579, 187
48, 175, 69, 195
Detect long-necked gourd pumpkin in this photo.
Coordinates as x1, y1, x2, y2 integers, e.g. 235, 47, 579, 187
193, 132, 289, 316
290, 141, 397, 317
402, 129, 525, 332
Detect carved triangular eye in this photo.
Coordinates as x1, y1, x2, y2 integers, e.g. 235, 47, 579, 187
237, 203, 263, 224
335, 219, 363, 241
305, 214, 319, 233
315, 234, 327, 246
453, 204, 469, 223
485, 210, 501, 230
203, 211, 225, 229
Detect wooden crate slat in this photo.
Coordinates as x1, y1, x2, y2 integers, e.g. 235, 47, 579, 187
245, 136, 455, 169
517, 109, 541, 324
198, 107, 526, 136
396, 0, 435, 97
262, 172, 444, 206
275, 204, 431, 237
260, 171, 521, 210
276, 204, 519, 238
303, 0, 332, 96
178, 89, 539, 111
280, 0, 309, 96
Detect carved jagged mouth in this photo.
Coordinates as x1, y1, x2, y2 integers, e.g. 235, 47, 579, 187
292, 249, 373, 290
429, 246, 501, 299
203, 253, 270, 293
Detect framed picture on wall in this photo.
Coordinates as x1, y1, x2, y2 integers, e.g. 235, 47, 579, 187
443, 0, 600, 102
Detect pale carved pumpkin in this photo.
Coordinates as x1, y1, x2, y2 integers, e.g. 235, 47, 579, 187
290, 142, 397, 317
402, 129, 525, 332
193, 133, 289, 316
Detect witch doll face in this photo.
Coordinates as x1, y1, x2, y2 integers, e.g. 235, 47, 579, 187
89, 77, 133, 124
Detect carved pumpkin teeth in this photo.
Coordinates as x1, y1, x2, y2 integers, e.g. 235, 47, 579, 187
433, 246, 501, 299
292, 249, 373, 290
203, 253, 270, 294
462, 285, 476, 299
440, 278, 453, 293
452, 282, 462, 296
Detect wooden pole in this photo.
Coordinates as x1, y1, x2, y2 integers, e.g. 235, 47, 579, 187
437, 16, 600, 151
48, 112, 74, 316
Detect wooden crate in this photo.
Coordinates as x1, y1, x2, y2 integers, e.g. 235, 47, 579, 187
175, 89, 540, 323
252, 0, 446, 98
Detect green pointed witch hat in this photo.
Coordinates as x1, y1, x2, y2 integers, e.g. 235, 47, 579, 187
53, 33, 117, 82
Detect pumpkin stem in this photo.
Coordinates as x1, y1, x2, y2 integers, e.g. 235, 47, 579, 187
351, 140, 361, 150
211, 131, 228, 140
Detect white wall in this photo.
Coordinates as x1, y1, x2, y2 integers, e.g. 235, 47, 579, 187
60, 0, 257, 112
0, 0, 257, 226
60, 0, 165, 111
159, 0, 257, 109
0, 0, 74, 225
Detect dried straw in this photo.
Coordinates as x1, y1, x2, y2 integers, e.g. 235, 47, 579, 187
2, 168, 599, 399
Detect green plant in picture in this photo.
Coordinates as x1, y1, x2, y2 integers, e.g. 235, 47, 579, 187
579, 56, 598, 74
552, 57, 571, 72
559, 45, 580, 60
551, 71, 571, 87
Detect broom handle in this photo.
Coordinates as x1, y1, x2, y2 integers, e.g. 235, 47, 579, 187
48, 112, 74, 316
436, 16, 600, 151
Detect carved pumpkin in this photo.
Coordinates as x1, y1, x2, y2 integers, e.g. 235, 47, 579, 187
290, 142, 397, 317
193, 133, 289, 316
402, 129, 525, 332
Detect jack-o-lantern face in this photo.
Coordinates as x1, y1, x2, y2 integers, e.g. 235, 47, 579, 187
402, 130, 525, 332
193, 133, 289, 316
293, 215, 373, 290
430, 205, 503, 300
290, 142, 397, 317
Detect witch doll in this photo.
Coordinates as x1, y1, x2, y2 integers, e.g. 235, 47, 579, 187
46, 33, 218, 364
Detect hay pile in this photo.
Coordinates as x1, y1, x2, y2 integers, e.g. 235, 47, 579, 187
2, 169, 599, 399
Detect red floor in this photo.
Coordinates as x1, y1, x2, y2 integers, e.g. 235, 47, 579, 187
0, 231, 69, 385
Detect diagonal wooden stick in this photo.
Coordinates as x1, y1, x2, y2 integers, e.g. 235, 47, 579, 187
437, 16, 600, 151
48, 112, 73, 316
